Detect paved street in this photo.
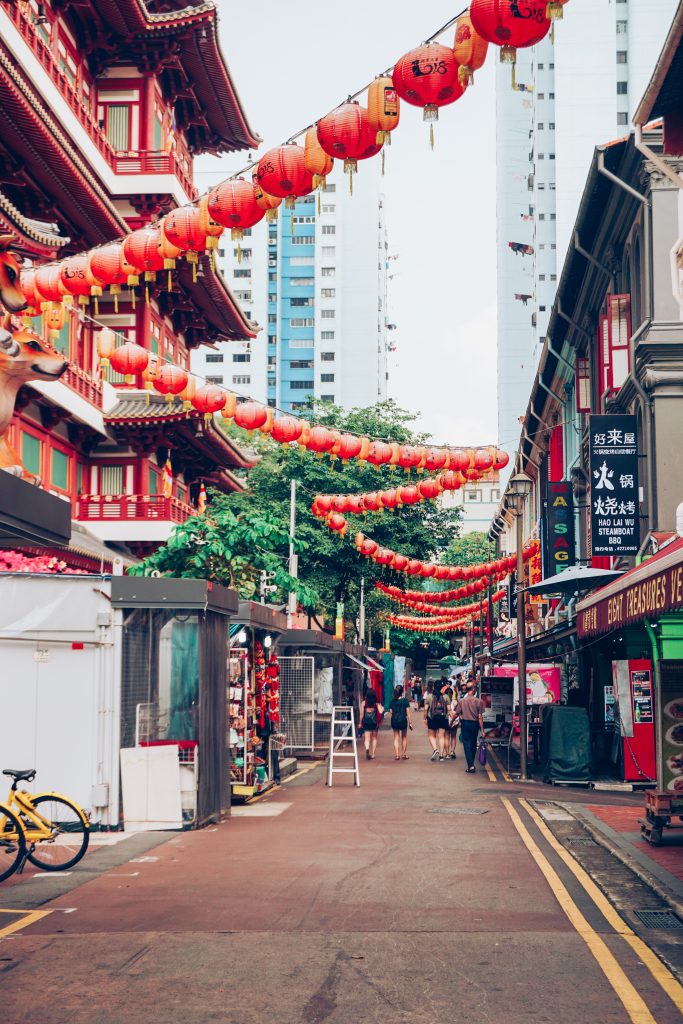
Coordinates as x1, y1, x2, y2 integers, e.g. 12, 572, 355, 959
2, 735, 683, 1024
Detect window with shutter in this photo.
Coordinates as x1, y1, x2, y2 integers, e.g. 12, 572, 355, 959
100, 465, 124, 494
106, 105, 131, 150
576, 356, 591, 412
608, 294, 631, 390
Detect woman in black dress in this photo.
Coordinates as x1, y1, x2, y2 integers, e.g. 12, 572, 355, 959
388, 684, 413, 760
358, 688, 384, 760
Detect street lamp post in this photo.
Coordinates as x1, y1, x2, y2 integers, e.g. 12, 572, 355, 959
508, 472, 533, 781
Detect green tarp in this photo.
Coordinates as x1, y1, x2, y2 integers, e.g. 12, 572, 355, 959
540, 705, 592, 783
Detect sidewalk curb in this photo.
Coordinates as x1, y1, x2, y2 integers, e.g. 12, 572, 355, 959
560, 802, 683, 919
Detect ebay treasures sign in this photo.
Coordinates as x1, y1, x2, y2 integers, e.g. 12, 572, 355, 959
578, 559, 683, 639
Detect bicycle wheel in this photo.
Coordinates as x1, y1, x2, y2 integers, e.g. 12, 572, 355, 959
0, 803, 26, 882
26, 796, 89, 871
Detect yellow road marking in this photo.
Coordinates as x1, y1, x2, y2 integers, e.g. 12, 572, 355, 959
280, 761, 322, 785
484, 757, 496, 782
0, 908, 51, 938
521, 799, 683, 1015
489, 746, 512, 782
502, 798, 656, 1024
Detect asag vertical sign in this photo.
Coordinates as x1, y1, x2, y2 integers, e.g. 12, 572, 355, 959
544, 482, 576, 577
589, 415, 639, 557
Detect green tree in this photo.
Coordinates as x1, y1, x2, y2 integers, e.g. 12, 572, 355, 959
441, 530, 496, 568
215, 400, 463, 636
128, 503, 319, 608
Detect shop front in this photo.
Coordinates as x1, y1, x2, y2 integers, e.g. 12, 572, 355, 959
577, 539, 683, 792
229, 601, 288, 800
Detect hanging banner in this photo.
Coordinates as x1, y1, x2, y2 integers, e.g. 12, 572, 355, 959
589, 415, 639, 557
508, 571, 518, 619
543, 481, 576, 578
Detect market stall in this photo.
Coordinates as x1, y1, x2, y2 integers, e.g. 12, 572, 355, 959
229, 601, 288, 800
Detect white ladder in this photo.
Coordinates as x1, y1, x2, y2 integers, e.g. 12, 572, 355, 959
326, 706, 360, 787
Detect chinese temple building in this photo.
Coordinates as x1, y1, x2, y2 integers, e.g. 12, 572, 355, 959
0, 0, 259, 568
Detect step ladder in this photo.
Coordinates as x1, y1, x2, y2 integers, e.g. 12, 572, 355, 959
326, 706, 360, 787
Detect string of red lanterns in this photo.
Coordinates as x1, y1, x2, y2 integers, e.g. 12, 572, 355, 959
352, 535, 540, 581
18, 4, 570, 316
376, 582, 508, 614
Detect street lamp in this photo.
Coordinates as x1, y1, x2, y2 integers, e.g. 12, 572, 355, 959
508, 471, 533, 780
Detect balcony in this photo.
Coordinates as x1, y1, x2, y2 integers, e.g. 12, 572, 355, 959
63, 364, 103, 410
76, 494, 194, 543
6, 3, 197, 200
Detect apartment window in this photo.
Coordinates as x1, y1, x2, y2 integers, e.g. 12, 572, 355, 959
491, 489, 500, 502
321, 394, 335, 402
321, 204, 336, 213
538, 153, 544, 160
290, 317, 315, 327
321, 267, 335, 277
549, 92, 555, 99
549, 122, 555, 130
206, 375, 224, 385
550, 274, 557, 282
322, 246, 336, 256
291, 297, 314, 307
466, 490, 481, 502
550, 213, 556, 221
206, 353, 223, 363
290, 360, 313, 369
234, 248, 251, 259
291, 380, 314, 390
321, 309, 335, 319
290, 277, 313, 286
321, 225, 336, 235
289, 338, 313, 349
321, 331, 335, 340
616, 20, 627, 34
538, 92, 544, 100
293, 215, 315, 223
233, 353, 250, 363
321, 352, 335, 361
268, 293, 277, 302
539, 274, 546, 281
268, 314, 277, 324
321, 288, 336, 298
549, 153, 555, 160
617, 81, 628, 95
291, 235, 315, 245
539, 213, 545, 221
290, 256, 315, 266
232, 375, 251, 385
269, 272, 277, 281
540, 305, 547, 312
321, 373, 334, 383
538, 122, 544, 130
537, 63, 544, 70
617, 112, 628, 125
323, 183, 336, 192
234, 269, 250, 278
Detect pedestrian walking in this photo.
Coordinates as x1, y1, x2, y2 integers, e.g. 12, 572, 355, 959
426, 681, 450, 761
388, 684, 413, 760
455, 681, 485, 773
447, 686, 460, 759
411, 675, 423, 709
358, 689, 383, 760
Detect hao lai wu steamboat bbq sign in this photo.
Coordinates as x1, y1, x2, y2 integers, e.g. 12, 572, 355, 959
589, 415, 640, 557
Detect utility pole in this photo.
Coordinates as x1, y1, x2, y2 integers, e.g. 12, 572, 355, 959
359, 577, 365, 643
287, 479, 297, 629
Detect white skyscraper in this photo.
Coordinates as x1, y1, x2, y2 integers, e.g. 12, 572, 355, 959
496, 0, 678, 474
192, 164, 389, 412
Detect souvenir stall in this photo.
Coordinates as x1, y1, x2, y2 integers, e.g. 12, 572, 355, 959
229, 601, 288, 801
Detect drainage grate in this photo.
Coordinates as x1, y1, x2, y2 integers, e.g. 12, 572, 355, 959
564, 836, 597, 847
428, 807, 489, 816
633, 910, 683, 930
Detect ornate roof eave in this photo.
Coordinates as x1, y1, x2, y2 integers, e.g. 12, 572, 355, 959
161, 255, 258, 347
0, 188, 70, 259
0, 45, 128, 246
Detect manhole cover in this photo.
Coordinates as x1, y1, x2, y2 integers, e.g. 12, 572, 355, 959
428, 807, 490, 816
633, 910, 683, 930
564, 836, 597, 847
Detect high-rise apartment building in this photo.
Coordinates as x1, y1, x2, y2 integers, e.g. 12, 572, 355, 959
193, 167, 389, 412
496, 0, 678, 474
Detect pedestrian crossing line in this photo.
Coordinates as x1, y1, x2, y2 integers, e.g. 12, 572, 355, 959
0, 908, 51, 938
502, 798, 657, 1024
521, 798, 683, 1016
488, 746, 512, 783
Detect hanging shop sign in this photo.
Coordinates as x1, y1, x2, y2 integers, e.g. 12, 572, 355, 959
543, 481, 576, 578
589, 415, 639, 557
508, 571, 518, 619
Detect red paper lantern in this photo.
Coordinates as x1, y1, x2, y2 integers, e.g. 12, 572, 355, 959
361, 539, 379, 557
435, 566, 450, 581
304, 126, 334, 190
449, 448, 470, 472
421, 563, 437, 578
375, 548, 395, 566
493, 448, 510, 471
440, 470, 462, 491
469, 0, 551, 65
328, 512, 347, 533
109, 342, 149, 382
192, 384, 226, 419
36, 264, 67, 304
367, 75, 400, 146
252, 173, 282, 224
364, 492, 383, 513
407, 559, 423, 576
19, 268, 42, 315
123, 228, 165, 291
207, 178, 265, 240
154, 364, 188, 401
393, 554, 409, 572
234, 401, 268, 431
418, 478, 442, 501
392, 43, 466, 125
397, 445, 422, 473
366, 440, 393, 467
307, 425, 335, 454
256, 144, 313, 209
424, 447, 448, 473
397, 485, 420, 506
448, 567, 463, 581
90, 243, 128, 307
59, 255, 95, 302
317, 102, 378, 178
316, 495, 333, 515
474, 447, 494, 471
163, 208, 207, 279
271, 415, 303, 443
381, 490, 398, 511
337, 434, 363, 462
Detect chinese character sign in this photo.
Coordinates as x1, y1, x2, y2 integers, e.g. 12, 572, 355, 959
589, 415, 639, 557
544, 481, 576, 577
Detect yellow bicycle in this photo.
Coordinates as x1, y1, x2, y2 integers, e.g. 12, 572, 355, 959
0, 768, 90, 881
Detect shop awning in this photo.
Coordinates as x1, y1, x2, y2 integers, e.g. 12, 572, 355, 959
345, 652, 380, 673
577, 538, 683, 639
235, 601, 288, 633
527, 564, 624, 596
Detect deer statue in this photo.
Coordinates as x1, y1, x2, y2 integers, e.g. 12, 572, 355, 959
0, 316, 68, 482
0, 234, 30, 313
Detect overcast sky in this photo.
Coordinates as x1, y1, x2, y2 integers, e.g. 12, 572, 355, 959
198, 1, 497, 448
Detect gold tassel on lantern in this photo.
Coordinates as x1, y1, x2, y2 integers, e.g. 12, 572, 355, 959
546, 1, 565, 19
